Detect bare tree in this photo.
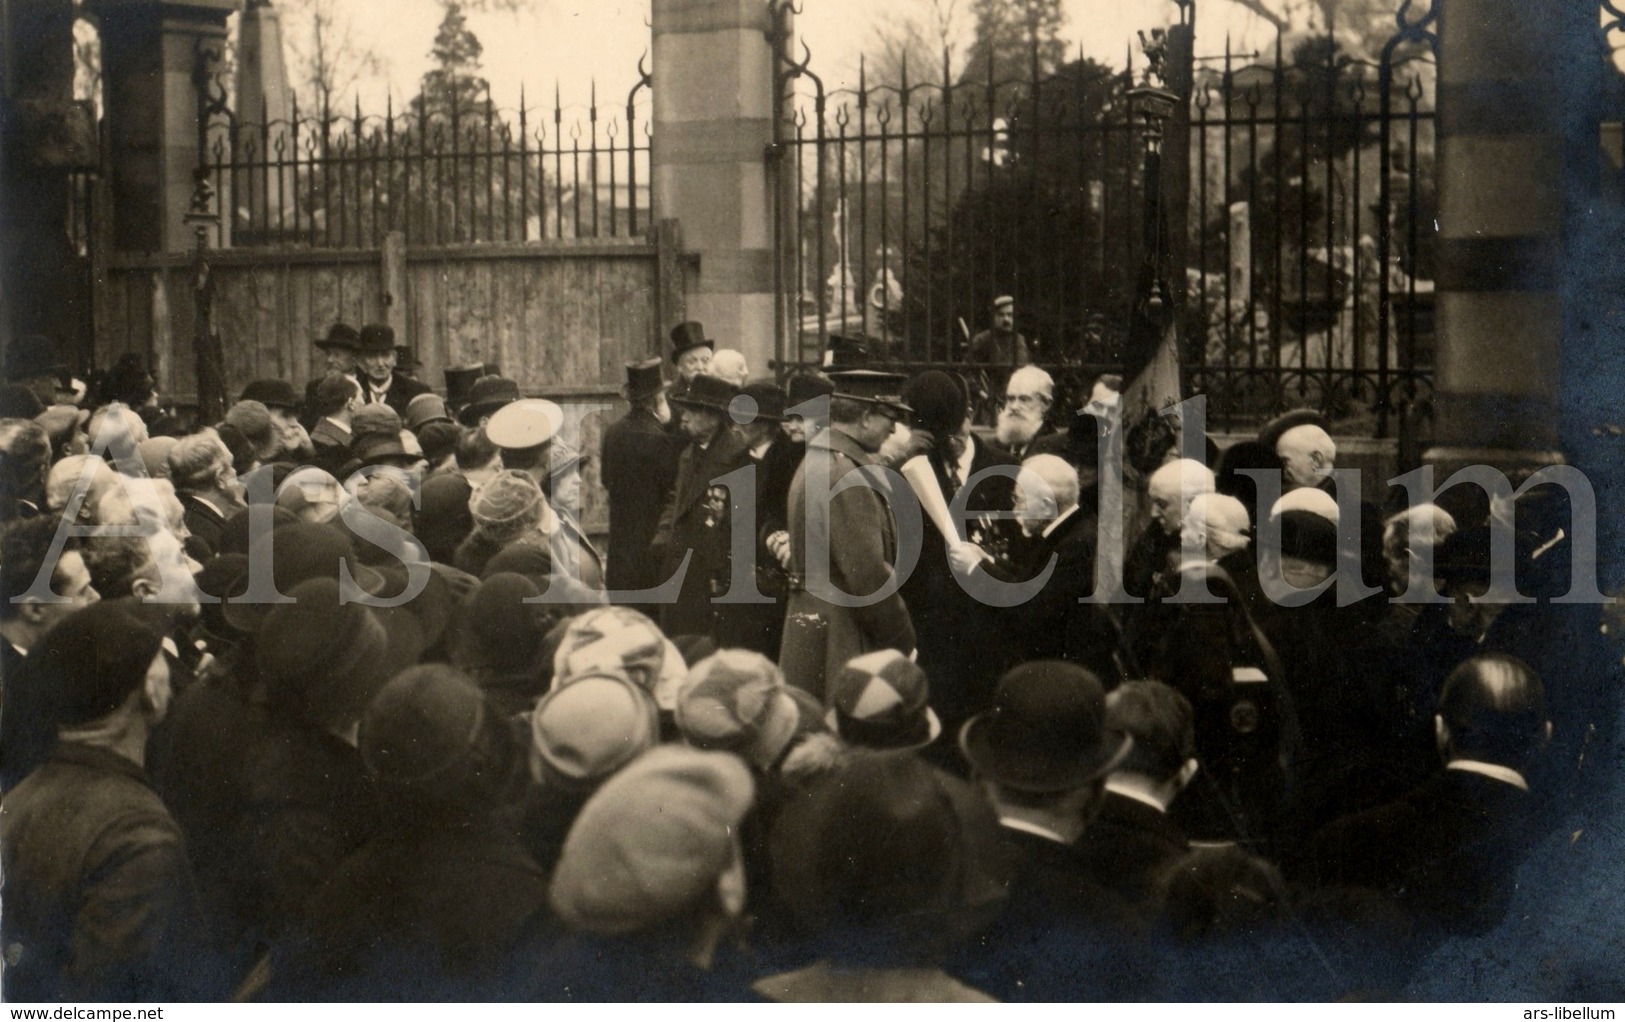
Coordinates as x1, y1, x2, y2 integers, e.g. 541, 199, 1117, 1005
868, 0, 968, 89
281, 0, 385, 113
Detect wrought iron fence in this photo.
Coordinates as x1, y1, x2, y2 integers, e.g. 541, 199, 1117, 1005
200, 64, 653, 249
770, 0, 1439, 440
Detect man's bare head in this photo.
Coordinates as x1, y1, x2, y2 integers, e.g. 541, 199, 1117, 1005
1275, 424, 1336, 489
1147, 458, 1215, 535
1184, 492, 1251, 560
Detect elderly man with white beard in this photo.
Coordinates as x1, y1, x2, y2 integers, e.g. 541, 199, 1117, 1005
991, 365, 1057, 461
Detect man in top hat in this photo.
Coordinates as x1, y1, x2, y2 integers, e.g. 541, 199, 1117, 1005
393, 345, 423, 379
353, 324, 430, 418
443, 364, 487, 420
601, 358, 684, 611
4, 334, 68, 406
668, 321, 715, 384
780, 369, 917, 696
302, 323, 361, 429
650, 373, 751, 643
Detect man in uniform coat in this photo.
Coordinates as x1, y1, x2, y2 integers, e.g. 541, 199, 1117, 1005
650, 373, 751, 643
601, 359, 683, 610
780, 370, 917, 697
353, 324, 430, 419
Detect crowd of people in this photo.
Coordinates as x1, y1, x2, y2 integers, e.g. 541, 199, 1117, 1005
0, 317, 1618, 1002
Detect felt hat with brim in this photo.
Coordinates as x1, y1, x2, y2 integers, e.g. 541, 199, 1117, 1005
786, 370, 836, 408
316, 323, 361, 351
829, 369, 911, 415
731, 380, 787, 424
623, 357, 667, 401
458, 376, 523, 427
404, 392, 453, 431
33, 599, 167, 728
222, 521, 388, 634
240, 379, 301, 410
769, 752, 1011, 953
487, 398, 563, 450
354, 432, 426, 469
35, 404, 89, 444
394, 345, 423, 371
257, 577, 401, 731
668, 373, 738, 416
901, 370, 968, 437
669, 321, 714, 361
1258, 407, 1330, 455
959, 660, 1131, 792
354, 324, 397, 355
5, 334, 66, 383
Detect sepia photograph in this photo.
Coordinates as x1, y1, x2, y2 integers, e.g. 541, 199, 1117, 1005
0, 0, 1621, 1007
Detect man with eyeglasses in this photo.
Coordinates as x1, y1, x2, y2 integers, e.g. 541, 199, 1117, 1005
993, 365, 1058, 461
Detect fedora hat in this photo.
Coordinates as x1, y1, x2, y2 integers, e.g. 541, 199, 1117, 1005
829, 369, 911, 415
4, 334, 66, 383
622, 357, 667, 401
959, 661, 1131, 792
315, 323, 360, 352
822, 333, 870, 370
457, 375, 522, 426
239, 379, 301, 411
668, 373, 738, 416
354, 324, 397, 355
668, 321, 714, 362
731, 380, 787, 424
354, 432, 427, 469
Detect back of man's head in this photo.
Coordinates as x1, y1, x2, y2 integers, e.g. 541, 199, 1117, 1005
1, 516, 76, 621
456, 426, 500, 472
1018, 454, 1080, 516
1437, 653, 1548, 768
311, 373, 360, 419
1149, 458, 1216, 505
1275, 424, 1336, 487
1106, 681, 1197, 785
168, 432, 231, 493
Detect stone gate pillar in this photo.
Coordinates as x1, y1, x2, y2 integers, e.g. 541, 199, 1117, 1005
1426, 0, 1595, 496
88, 0, 239, 253
650, 0, 777, 373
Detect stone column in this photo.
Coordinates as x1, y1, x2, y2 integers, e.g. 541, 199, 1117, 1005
1426, 0, 1584, 489
650, 0, 776, 373
89, 0, 239, 253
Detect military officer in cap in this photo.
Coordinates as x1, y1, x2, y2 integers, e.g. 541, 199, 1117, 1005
353, 324, 430, 418
486, 398, 606, 590
601, 358, 684, 611
650, 373, 751, 643
780, 369, 918, 697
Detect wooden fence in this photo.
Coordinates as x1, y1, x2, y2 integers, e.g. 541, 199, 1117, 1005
93, 221, 689, 532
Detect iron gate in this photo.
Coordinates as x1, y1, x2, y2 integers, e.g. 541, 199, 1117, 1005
768, 0, 1439, 442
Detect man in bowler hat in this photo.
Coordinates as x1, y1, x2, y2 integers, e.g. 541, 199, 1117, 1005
353, 324, 430, 418
302, 324, 361, 428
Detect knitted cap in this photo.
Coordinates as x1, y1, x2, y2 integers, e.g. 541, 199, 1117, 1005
551, 605, 688, 711
361, 664, 521, 814
549, 746, 755, 936
257, 577, 393, 730
827, 648, 941, 752
530, 672, 660, 790
469, 470, 544, 545
32, 600, 168, 727
676, 650, 800, 769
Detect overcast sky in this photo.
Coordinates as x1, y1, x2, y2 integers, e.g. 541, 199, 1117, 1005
298, 0, 1293, 120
